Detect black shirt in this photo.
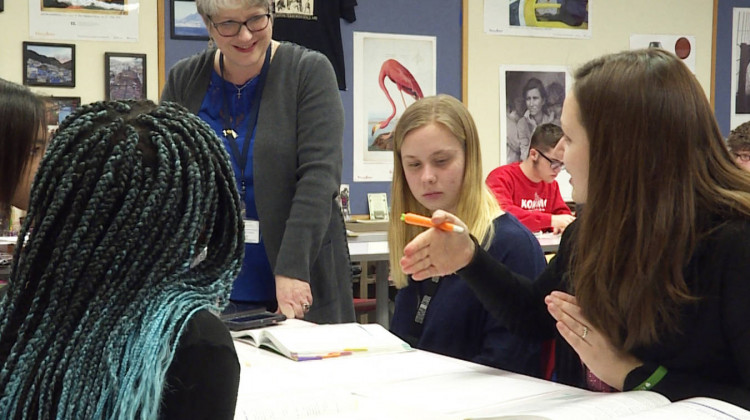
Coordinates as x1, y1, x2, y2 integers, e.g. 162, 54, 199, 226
161, 309, 240, 419
273, 0, 357, 90
458, 219, 750, 409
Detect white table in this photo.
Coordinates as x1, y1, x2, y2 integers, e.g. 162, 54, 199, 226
232, 340, 579, 420
536, 233, 562, 253
232, 339, 750, 419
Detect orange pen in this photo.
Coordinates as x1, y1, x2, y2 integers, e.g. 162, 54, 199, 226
400, 213, 465, 233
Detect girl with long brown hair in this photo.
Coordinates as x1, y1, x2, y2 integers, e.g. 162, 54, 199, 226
398, 49, 750, 408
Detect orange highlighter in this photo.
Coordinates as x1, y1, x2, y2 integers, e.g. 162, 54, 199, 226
401, 213, 465, 233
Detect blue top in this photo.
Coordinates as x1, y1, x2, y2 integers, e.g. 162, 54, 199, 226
199, 70, 275, 302
390, 213, 547, 376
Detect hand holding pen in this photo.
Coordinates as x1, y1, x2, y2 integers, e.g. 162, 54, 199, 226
399, 210, 476, 280
401, 212, 465, 233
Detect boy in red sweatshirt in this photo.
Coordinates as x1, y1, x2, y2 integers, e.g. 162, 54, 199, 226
486, 123, 574, 233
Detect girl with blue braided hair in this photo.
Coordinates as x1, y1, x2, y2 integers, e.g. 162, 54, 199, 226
0, 100, 245, 419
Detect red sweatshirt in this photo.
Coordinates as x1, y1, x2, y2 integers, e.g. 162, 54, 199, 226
486, 162, 572, 232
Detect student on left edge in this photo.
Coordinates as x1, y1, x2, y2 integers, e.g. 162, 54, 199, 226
0, 79, 48, 218
0, 100, 244, 419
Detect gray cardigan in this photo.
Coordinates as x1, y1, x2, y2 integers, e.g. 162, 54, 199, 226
161, 43, 354, 323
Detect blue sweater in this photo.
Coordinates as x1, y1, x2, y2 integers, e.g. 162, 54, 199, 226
390, 213, 547, 377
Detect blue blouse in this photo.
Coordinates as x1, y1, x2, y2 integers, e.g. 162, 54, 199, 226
199, 70, 274, 302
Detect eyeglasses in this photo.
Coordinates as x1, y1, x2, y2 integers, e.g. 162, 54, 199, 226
534, 148, 564, 170
732, 151, 750, 163
208, 13, 271, 37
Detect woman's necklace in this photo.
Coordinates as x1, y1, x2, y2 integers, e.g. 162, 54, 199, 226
232, 78, 255, 99
219, 52, 256, 139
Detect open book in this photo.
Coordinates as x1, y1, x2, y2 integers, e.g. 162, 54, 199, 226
232, 321, 412, 361
463, 391, 750, 420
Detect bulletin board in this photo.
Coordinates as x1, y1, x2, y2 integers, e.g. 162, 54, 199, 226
156, 0, 463, 215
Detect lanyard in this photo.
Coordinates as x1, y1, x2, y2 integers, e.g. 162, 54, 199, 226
219, 45, 271, 199
405, 276, 442, 347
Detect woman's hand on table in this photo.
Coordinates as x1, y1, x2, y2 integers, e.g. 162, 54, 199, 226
276, 275, 313, 319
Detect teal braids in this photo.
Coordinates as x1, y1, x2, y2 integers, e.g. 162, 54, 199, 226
0, 100, 244, 419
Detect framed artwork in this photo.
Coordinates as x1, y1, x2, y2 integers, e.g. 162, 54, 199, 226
483, 0, 591, 39
105, 53, 147, 101
44, 96, 81, 127
731, 8, 750, 128
171, 0, 209, 40
499, 64, 572, 200
30, 0, 139, 42
352, 32, 436, 182
23, 42, 75, 88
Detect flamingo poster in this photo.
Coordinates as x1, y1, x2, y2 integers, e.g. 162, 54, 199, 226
353, 32, 436, 182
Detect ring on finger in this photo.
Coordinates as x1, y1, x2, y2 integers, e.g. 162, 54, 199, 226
302, 302, 311, 312
581, 326, 589, 339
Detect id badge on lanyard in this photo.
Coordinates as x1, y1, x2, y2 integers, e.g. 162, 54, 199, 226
239, 202, 260, 244
223, 46, 271, 247
244, 219, 260, 244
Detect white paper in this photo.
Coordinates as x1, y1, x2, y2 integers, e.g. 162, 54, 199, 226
29, 0, 140, 42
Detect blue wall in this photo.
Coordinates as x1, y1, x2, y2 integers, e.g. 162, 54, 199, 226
162, 0, 463, 215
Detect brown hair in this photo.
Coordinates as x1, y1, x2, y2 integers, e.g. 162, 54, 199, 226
0, 79, 46, 212
570, 49, 750, 351
389, 95, 500, 288
727, 121, 750, 153
529, 122, 563, 151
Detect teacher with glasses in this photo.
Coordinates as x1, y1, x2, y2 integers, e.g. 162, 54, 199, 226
162, 0, 355, 324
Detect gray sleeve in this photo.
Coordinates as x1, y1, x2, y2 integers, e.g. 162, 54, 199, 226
273, 51, 344, 281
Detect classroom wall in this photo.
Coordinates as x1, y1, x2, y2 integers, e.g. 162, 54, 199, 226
1, 1, 715, 213
465, 0, 714, 187
0, 2, 160, 104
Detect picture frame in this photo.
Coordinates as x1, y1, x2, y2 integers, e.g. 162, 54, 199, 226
44, 96, 81, 127
23, 42, 75, 88
352, 32, 436, 182
499, 64, 572, 201
170, 0, 210, 40
105, 53, 147, 101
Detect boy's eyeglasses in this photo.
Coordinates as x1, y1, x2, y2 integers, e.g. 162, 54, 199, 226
534, 148, 564, 170
732, 151, 750, 163
208, 13, 271, 37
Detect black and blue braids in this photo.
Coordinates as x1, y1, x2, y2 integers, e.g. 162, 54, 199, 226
0, 100, 244, 419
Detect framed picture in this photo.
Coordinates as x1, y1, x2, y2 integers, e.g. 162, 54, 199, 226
44, 96, 81, 127
105, 53, 147, 101
499, 64, 572, 201
352, 32, 436, 182
171, 0, 209, 40
23, 42, 75, 88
